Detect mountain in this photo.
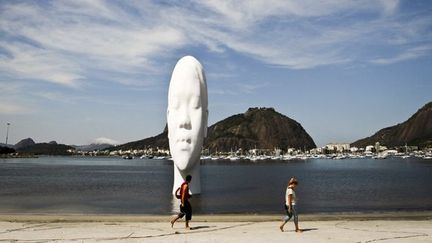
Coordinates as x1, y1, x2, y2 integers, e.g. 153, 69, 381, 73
14, 138, 36, 149
13, 138, 75, 155
114, 107, 316, 152
0, 143, 14, 149
352, 102, 432, 148
112, 126, 168, 151
206, 107, 316, 152
0, 146, 15, 154
72, 143, 114, 152
12, 138, 113, 155
16, 142, 75, 155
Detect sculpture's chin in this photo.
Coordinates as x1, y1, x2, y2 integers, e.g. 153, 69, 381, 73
173, 151, 199, 171
175, 162, 187, 171
173, 153, 190, 171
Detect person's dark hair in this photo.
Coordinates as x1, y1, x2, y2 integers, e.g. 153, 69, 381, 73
288, 177, 298, 186
186, 175, 192, 182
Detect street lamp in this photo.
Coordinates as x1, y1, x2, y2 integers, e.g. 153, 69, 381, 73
5, 123, 10, 145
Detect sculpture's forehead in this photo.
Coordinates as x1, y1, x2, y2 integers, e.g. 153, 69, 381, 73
169, 66, 202, 96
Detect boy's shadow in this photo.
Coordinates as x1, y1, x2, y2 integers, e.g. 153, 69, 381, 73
190, 226, 212, 230
301, 228, 318, 232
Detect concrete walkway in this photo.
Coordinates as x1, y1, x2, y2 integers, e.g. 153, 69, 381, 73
0, 218, 431, 242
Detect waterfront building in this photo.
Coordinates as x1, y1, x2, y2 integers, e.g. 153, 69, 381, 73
365, 145, 374, 152
375, 142, 380, 152
325, 143, 350, 153
350, 147, 359, 153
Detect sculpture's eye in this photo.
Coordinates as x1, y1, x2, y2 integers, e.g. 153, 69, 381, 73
190, 96, 201, 109
170, 97, 180, 110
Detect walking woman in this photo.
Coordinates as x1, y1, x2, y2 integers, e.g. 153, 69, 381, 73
280, 177, 302, 232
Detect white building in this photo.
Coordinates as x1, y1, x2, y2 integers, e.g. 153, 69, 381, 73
325, 143, 350, 152
365, 145, 374, 152
350, 147, 359, 153
310, 147, 323, 154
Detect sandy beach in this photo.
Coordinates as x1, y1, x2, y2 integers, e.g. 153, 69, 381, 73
0, 213, 431, 242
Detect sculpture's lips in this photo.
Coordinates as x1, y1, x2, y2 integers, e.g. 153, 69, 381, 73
177, 138, 191, 151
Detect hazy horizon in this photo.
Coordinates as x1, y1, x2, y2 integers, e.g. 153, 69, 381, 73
1, 1, 431, 147
1, 102, 431, 147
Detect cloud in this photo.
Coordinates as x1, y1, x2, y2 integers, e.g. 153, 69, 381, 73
92, 137, 119, 145
193, 0, 432, 69
0, 81, 24, 93
236, 82, 269, 94
209, 82, 268, 95
0, 102, 29, 114
0, 1, 185, 88
378, 0, 399, 15
0, 0, 430, 92
159, 0, 428, 69
370, 45, 432, 65
209, 89, 239, 96
0, 41, 82, 88
33, 91, 83, 104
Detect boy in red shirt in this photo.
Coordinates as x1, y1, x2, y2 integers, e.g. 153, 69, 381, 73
170, 175, 192, 229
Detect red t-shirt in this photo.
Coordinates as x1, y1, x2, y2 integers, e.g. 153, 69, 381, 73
180, 182, 190, 203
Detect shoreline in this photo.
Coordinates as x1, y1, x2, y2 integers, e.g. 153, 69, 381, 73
1, 211, 432, 223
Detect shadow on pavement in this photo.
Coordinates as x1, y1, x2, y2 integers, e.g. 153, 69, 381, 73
190, 226, 213, 230
301, 228, 318, 232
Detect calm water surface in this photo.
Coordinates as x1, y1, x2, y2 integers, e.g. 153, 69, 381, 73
0, 156, 431, 214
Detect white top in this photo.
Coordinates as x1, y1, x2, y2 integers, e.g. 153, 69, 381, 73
285, 187, 296, 206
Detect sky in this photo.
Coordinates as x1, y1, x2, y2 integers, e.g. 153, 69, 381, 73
0, 0, 431, 147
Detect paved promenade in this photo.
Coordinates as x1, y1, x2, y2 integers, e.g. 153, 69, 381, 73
0, 214, 431, 242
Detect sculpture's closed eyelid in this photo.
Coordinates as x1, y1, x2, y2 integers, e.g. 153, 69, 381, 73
190, 96, 201, 109
169, 97, 180, 109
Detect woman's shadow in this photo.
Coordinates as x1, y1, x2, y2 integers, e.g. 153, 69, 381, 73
283, 228, 318, 233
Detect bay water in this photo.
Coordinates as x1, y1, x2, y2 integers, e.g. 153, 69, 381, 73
1, 156, 431, 215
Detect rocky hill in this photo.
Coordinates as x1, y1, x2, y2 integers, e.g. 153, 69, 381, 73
352, 102, 432, 148
205, 107, 316, 152
14, 138, 75, 155
14, 138, 36, 149
114, 107, 316, 152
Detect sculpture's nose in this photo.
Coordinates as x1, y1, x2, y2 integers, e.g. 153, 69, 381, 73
178, 112, 192, 130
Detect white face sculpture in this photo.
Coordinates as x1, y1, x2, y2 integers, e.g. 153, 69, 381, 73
167, 56, 208, 171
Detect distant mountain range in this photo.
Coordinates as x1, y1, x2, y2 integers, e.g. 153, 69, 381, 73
13, 138, 74, 155
113, 107, 316, 152
71, 143, 114, 152
0, 146, 15, 154
112, 126, 168, 151
352, 102, 432, 148
4, 138, 113, 155
4, 102, 431, 155
0, 143, 13, 148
